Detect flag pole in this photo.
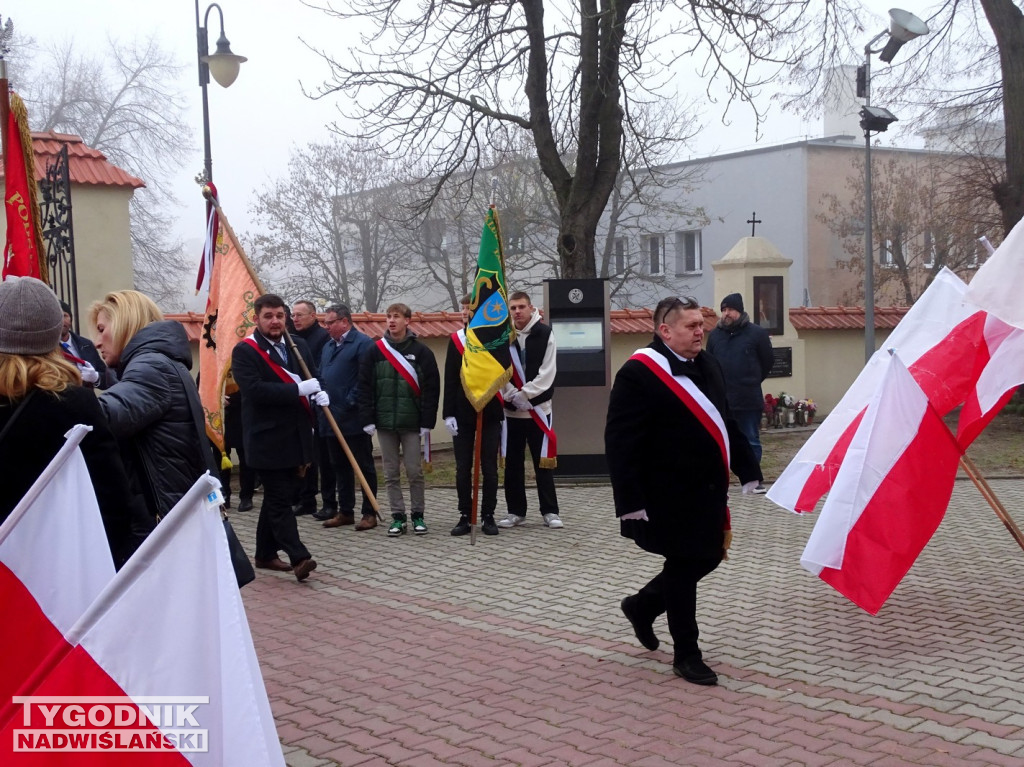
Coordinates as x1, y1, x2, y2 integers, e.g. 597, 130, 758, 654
469, 411, 483, 545
959, 453, 1024, 554
206, 189, 381, 519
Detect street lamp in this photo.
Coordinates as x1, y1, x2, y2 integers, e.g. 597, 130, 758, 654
195, 1, 247, 187
857, 8, 928, 363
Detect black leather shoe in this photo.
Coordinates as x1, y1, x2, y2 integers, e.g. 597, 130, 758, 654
673, 656, 718, 686
312, 507, 337, 521
621, 596, 659, 651
237, 499, 254, 512
481, 516, 499, 536
293, 503, 316, 516
450, 516, 471, 536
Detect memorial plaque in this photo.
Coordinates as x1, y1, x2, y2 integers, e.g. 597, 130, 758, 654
767, 346, 792, 378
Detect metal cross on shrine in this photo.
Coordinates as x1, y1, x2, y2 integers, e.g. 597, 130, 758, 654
747, 212, 762, 236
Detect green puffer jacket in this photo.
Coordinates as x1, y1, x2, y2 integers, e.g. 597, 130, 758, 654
358, 332, 440, 432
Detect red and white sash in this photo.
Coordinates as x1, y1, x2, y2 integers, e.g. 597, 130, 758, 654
377, 336, 430, 464
630, 348, 733, 538
509, 344, 557, 466
630, 348, 729, 477
242, 336, 311, 418
452, 330, 507, 460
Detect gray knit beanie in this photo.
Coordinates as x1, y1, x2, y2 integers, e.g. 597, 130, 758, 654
0, 276, 65, 355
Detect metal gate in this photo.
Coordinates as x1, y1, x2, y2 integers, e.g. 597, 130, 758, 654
38, 143, 79, 325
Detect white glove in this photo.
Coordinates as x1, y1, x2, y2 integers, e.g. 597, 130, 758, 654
420, 427, 431, 439
297, 378, 321, 397
78, 361, 100, 385
312, 391, 330, 407
363, 424, 376, 436
444, 417, 459, 436
620, 509, 649, 521
741, 481, 760, 495
510, 390, 533, 411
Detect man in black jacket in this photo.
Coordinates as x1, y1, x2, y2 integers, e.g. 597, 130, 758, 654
606, 296, 762, 685
706, 292, 773, 493
291, 299, 336, 518
443, 296, 503, 536
232, 294, 326, 582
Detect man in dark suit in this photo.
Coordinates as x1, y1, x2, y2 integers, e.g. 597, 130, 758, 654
59, 300, 109, 388
605, 296, 762, 686
231, 293, 326, 582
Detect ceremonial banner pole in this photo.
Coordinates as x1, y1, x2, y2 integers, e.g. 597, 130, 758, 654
959, 453, 1024, 554
470, 412, 483, 545
208, 189, 380, 518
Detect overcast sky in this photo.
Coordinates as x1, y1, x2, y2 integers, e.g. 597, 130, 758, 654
14, 0, 909, 297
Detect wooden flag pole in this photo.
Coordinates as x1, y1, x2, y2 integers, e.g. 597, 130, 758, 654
959, 453, 1024, 553
210, 191, 380, 518
469, 411, 483, 545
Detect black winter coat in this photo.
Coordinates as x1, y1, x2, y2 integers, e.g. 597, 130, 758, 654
99, 321, 209, 521
605, 337, 762, 559
0, 385, 148, 568
705, 314, 774, 412
231, 331, 318, 470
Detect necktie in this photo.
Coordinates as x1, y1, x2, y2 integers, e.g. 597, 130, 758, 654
275, 342, 289, 366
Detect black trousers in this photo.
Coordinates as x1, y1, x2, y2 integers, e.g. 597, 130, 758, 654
503, 416, 558, 517
256, 467, 312, 566
453, 416, 501, 517
633, 554, 721, 663
327, 432, 377, 517
299, 436, 337, 509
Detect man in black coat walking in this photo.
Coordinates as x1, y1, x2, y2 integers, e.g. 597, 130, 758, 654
605, 296, 762, 685
232, 294, 327, 582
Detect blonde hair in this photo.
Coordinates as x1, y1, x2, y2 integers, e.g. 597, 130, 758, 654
88, 290, 163, 360
0, 349, 82, 400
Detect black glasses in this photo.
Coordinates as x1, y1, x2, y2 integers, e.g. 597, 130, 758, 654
654, 296, 698, 326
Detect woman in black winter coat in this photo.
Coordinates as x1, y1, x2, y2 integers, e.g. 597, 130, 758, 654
0, 277, 145, 568
90, 290, 209, 523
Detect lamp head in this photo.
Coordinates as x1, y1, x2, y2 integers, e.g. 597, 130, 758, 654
861, 105, 898, 133
202, 32, 247, 87
879, 8, 930, 62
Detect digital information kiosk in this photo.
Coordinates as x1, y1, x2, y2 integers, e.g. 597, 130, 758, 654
543, 278, 611, 477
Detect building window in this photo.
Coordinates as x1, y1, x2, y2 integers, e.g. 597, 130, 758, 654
644, 234, 665, 275
923, 231, 936, 269
675, 230, 702, 275
879, 238, 896, 268
613, 237, 626, 274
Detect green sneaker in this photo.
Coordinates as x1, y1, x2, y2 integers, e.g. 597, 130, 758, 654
412, 515, 428, 535
387, 518, 407, 537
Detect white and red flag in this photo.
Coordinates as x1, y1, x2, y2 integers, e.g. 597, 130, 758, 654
1, 458, 284, 764
800, 354, 963, 615
768, 268, 985, 513
964, 215, 1024, 331
957, 316, 1024, 449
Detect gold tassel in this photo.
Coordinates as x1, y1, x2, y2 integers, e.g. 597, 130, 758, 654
9, 93, 47, 284
422, 461, 433, 474
722, 529, 733, 562
538, 457, 557, 470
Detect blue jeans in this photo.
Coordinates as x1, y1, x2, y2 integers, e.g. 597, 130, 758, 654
733, 409, 763, 464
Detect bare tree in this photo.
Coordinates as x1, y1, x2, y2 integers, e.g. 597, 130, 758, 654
306, 0, 865, 279
16, 36, 193, 308
818, 148, 998, 304
248, 139, 418, 311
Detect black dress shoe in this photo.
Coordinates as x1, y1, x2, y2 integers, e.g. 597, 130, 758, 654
673, 656, 718, 686
312, 507, 336, 521
237, 499, 254, 512
293, 504, 316, 516
621, 596, 659, 651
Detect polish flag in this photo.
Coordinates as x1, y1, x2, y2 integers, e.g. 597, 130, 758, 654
768, 269, 984, 513
964, 215, 1024, 330
1, 467, 284, 765
0, 426, 114, 715
957, 316, 1024, 449
800, 354, 963, 615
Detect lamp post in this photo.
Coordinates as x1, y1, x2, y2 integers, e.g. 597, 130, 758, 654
195, 1, 246, 188
858, 8, 928, 363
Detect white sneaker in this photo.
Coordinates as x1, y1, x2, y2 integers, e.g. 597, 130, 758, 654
543, 513, 564, 529
496, 514, 525, 528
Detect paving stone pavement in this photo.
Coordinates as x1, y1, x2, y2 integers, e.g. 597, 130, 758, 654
227, 478, 1024, 766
